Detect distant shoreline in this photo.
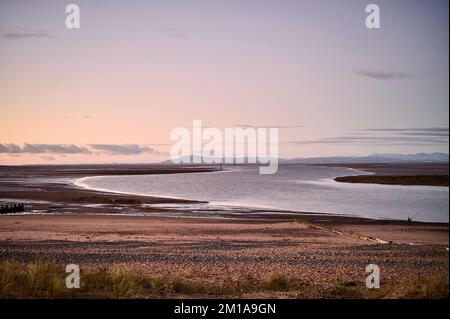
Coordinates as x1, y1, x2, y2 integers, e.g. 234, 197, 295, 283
317, 163, 449, 187
1, 163, 448, 298
334, 174, 448, 186
0, 163, 448, 224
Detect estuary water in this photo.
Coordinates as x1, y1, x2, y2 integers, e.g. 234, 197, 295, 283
75, 164, 449, 222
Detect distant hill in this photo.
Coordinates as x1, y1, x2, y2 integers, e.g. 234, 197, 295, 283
280, 153, 449, 164
162, 153, 449, 164
161, 156, 258, 164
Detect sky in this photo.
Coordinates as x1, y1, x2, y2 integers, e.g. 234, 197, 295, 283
0, 0, 448, 164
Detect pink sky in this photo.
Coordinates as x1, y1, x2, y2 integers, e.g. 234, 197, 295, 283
0, 0, 448, 164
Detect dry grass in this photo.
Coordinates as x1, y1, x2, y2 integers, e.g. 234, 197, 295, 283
0, 259, 71, 298
0, 259, 447, 299
331, 276, 449, 299
399, 275, 449, 298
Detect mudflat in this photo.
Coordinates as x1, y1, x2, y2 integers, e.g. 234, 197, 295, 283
0, 164, 448, 298
322, 163, 449, 186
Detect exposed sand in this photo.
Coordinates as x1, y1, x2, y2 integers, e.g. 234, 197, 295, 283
0, 214, 448, 297
320, 163, 449, 176
322, 163, 449, 186
335, 175, 448, 186
2, 214, 446, 244
0, 164, 448, 297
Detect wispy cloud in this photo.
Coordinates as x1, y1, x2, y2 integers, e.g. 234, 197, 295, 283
0, 144, 21, 153
287, 136, 447, 146
0, 143, 162, 156
286, 127, 449, 146
161, 27, 187, 40
397, 131, 449, 137
234, 124, 303, 129
2, 29, 53, 40
89, 144, 155, 155
360, 127, 448, 133
354, 69, 414, 80
64, 115, 93, 119
0, 143, 91, 154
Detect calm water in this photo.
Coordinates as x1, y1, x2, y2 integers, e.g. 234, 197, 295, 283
75, 165, 449, 222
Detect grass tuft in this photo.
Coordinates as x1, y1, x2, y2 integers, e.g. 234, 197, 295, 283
0, 259, 447, 298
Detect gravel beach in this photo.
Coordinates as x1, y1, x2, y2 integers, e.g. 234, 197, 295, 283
0, 164, 448, 298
